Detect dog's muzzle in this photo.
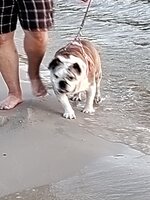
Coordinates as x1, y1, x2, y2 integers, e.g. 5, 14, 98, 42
58, 80, 68, 94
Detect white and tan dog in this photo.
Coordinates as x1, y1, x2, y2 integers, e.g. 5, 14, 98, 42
48, 39, 102, 119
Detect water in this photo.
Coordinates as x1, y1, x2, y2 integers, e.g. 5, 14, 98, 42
16, 0, 150, 154
37, 0, 149, 155
48, 154, 150, 200
2, 151, 150, 200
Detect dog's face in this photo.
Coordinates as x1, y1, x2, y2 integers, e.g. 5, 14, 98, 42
48, 55, 84, 95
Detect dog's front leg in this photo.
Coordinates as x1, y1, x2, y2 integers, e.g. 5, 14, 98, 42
57, 94, 76, 119
83, 83, 96, 114
70, 92, 82, 102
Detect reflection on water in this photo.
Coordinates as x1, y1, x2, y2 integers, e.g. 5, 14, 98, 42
16, 0, 150, 154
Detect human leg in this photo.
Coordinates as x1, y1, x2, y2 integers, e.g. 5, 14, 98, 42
0, 0, 22, 109
0, 32, 22, 109
18, 0, 54, 96
24, 30, 48, 96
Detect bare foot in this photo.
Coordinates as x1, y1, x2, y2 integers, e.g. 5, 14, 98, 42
0, 94, 23, 110
30, 78, 47, 97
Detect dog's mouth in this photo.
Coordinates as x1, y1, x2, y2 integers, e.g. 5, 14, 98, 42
57, 80, 69, 94
58, 89, 69, 94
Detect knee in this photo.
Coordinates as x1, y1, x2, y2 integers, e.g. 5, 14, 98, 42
24, 31, 48, 48
0, 32, 14, 46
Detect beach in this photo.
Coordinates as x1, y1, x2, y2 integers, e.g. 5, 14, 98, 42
0, 0, 150, 199
1, 70, 150, 200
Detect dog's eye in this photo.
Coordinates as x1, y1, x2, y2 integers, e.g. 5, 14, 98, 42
68, 76, 74, 81
54, 74, 58, 79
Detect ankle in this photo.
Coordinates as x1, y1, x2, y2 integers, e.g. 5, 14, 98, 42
28, 72, 40, 81
8, 91, 22, 99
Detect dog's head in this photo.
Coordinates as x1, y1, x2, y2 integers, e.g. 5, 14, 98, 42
48, 55, 85, 94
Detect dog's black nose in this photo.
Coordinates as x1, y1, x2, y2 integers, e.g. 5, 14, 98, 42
59, 80, 66, 90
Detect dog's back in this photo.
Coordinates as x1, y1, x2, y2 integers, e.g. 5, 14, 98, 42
55, 39, 101, 82
80, 39, 101, 81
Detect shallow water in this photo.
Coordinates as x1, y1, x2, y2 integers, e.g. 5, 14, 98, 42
16, 0, 150, 155
48, 0, 150, 154
1, 149, 150, 200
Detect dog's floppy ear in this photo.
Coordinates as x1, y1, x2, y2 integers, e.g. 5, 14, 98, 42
72, 63, 81, 75
48, 58, 62, 70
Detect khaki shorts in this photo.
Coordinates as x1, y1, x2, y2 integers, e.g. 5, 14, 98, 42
0, 0, 54, 34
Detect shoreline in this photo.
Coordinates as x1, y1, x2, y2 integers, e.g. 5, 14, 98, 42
1, 70, 150, 199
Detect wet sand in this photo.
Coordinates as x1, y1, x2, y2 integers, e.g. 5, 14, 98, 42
0, 71, 150, 199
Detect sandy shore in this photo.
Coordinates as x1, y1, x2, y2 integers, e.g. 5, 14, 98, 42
0, 70, 150, 199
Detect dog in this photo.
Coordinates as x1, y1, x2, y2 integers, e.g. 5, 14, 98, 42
48, 39, 102, 119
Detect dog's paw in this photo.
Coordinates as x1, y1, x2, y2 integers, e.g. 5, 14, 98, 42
63, 111, 76, 119
82, 107, 95, 114
70, 93, 82, 102
94, 96, 101, 104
